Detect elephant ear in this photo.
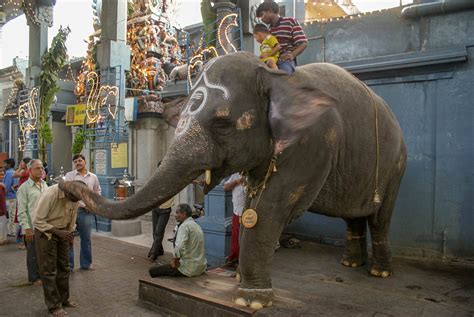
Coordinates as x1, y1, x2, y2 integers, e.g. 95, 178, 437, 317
263, 68, 337, 154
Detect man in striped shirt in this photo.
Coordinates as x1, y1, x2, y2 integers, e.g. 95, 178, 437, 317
256, 1, 308, 74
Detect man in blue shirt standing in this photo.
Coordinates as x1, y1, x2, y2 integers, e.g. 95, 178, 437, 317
2, 158, 18, 237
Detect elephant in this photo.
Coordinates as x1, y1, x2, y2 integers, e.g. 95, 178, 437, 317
59, 52, 407, 310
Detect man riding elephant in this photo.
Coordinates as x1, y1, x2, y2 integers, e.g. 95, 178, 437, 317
59, 52, 406, 310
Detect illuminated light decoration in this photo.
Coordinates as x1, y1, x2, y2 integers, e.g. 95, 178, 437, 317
187, 47, 219, 88
217, 13, 239, 55
187, 13, 239, 88
18, 87, 39, 151
74, 36, 97, 97
85, 71, 119, 124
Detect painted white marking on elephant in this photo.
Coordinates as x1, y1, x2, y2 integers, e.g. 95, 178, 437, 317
176, 59, 231, 136
202, 73, 229, 100
175, 87, 208, 136
192, 58, 229, 100
192, 57, 218, 88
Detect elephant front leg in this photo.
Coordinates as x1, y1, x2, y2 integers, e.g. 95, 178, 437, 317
233, 209, 283, 310
341, 217, 368, 268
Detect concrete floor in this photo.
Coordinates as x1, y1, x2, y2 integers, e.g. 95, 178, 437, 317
2, 217, 473, 316
98, 218, 474, 316
0, 234, 164, 316
94, 216, 177, 254
262, 242, 474, 316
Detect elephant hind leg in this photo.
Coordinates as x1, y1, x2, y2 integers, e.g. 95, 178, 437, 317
368, 216, 392, 278
341, 217, 368, 268
368, 183, 400, 278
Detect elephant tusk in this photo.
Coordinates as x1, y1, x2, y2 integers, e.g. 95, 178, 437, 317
205, 170, 211, 185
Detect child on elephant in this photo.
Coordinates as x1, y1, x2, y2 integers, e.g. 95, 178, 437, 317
253, 23, 281, 70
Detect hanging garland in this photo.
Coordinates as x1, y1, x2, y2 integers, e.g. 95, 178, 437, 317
38, 26, 70, 161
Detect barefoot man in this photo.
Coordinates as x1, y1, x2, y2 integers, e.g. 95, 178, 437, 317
32, 181, 84, 316
17, 159, 46, 285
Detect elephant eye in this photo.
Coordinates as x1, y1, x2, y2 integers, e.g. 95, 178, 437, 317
188, 89, 206, 113
212, 117, 235, 137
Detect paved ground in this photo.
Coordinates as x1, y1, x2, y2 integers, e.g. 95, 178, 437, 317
1, 219, 473, 317
0, 232, 164, 317
263, 242, 474, 316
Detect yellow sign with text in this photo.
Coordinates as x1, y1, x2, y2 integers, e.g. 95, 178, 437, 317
66, 104, 87, 126
111, 143, 128, 169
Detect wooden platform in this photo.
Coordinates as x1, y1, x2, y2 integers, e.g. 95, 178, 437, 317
139, 271, 257, 317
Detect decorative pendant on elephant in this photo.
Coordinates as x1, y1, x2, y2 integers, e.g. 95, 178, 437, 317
241, 208, 258, 228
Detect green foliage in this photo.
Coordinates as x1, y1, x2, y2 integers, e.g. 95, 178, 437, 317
71, 128, 86, 155
39, 122, 53, 144
38, 26, 70, 161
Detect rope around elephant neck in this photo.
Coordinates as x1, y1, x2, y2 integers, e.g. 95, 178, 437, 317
359, 81, 382, 204
242, 155, 278, 209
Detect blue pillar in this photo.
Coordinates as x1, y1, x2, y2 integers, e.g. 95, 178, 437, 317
93, 147, 130, 232
197, 184, 233, 267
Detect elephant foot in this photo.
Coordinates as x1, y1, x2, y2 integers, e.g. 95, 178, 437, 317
342, 234, 367, 269
340, 248, 367, 268
369, 264, 392, 278
341, 258, 365, 268
233, 288, 274, 310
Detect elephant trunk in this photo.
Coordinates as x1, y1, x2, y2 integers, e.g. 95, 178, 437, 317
59, 127, 215, 220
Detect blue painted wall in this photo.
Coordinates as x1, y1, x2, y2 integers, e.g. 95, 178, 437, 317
284, 7, 474, 258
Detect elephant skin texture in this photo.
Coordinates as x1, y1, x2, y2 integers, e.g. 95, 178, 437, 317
59, 52, 407, 309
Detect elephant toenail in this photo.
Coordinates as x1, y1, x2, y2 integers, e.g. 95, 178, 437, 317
234, 297, 247, 307
250, 301, 264, 310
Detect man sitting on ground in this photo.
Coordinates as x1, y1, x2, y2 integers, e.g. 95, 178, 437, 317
149, 203, 206, 278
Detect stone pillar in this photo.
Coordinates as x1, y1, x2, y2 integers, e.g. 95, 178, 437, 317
25, 5, 50, 88
196, 184, 233, 266
95, 0, 135, 235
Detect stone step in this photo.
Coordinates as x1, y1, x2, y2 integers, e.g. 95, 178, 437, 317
139, 272, 257, 316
